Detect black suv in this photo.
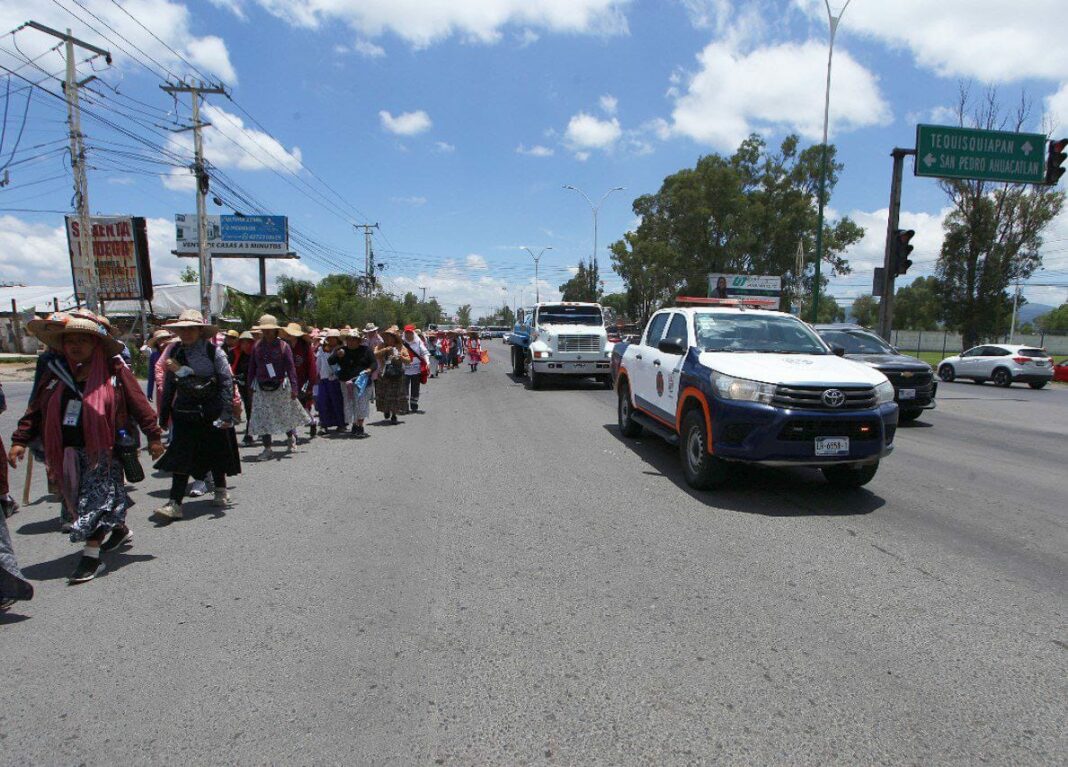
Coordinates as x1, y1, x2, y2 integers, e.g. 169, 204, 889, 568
815, 324, 937, 423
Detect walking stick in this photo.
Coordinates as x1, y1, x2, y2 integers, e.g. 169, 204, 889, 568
22, 452, 33, 506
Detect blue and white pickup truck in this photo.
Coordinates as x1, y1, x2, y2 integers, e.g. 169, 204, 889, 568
612, 302, 899, 489
508, 302, 612, 390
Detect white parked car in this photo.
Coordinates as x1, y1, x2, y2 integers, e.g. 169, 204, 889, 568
937, 344, 1054, 389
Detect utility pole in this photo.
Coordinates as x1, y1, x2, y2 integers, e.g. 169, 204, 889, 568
876, 148, 917, 340
354, 223, 379, 295
26, 23, 112, 313
1009, 278, 1021, 342
419, 286, 427, 303
161, 80, 228, 320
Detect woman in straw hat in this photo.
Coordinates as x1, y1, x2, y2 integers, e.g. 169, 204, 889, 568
8, 314, 164, 583
282, 322, 319, 438
315, 329, 346, 433
151, 310, 241, 522
331, 328, 376, 436
2, 379, 31, 610
465, 328, 484, 372
248, 314, 310, 459
143, 328, 174, 404
373, 326, 411, 425
231, 331, 257, 444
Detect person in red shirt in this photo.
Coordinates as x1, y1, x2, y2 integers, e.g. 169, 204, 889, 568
283, 322, 319, 438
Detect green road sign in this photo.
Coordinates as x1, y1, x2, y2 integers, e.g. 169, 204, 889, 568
915, 124, 1047, 184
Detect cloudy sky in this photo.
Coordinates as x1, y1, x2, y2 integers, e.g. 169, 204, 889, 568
2, 0, 1067, 315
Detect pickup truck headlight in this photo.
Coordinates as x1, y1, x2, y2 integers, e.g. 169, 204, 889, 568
711, 372, 776, 404
874, 379, 895, 404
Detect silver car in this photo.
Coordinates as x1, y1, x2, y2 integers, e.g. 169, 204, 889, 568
937, 344, 1054, 389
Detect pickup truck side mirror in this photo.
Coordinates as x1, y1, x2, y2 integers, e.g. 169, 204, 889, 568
832, 345, 846, 357
658, 337, 687, 355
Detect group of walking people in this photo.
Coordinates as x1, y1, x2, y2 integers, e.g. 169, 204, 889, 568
1, 310, 487, 607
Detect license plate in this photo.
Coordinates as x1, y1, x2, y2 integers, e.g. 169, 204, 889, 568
572, 363, 589, 370
899, 388, 916, 400
815, 437, 849, 456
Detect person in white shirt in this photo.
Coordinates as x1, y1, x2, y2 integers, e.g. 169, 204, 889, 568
400, 325, 430, 414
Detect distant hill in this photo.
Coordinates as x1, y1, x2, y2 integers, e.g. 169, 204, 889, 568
1020, 303, 1055, 324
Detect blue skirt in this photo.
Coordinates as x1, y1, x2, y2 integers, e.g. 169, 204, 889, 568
316, 379, 346, 428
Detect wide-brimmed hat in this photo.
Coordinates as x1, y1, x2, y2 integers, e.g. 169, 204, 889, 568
467, 327, 480, 336
67, 308, 122, 339
27, 315, 125, 357
146, 328, 175, 350
325, 328, 342, 339
381, 325, 401, 341
165, 309, 218, 336
281, 322, 306, 339
362, 322, 379, 333
238, 331, 254, 341
253, 313, 283, 331
225, 329, 240, 339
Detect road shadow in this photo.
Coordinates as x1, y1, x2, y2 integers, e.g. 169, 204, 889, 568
602, 424, 885, 517
0, 610, 31, 625
504, 371, 610, 392
21, 550, 156, 582
898, 419, 933, 429
16, 516, 65, 536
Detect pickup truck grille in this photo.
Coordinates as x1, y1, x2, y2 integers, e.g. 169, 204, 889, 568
778, 418, 881, 441
557, 334, 603, 353
882, 370, 933, 388
772, 385, 877, 410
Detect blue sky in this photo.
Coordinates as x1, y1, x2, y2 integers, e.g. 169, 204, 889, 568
2, 0, 1067, 316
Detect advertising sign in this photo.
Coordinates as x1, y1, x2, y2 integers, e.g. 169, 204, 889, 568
915, 125, 1047, 185
709, 274, 781, 297
66, 216, 153, 301
175, 214, 289, 255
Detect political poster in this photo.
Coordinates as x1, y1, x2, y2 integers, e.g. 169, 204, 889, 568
66, 216, 153, 301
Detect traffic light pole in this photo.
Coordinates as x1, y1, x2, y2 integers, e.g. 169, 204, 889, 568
877, 147, 916, 341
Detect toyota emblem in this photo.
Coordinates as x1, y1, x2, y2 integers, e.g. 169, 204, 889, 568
821, 388, 847, 408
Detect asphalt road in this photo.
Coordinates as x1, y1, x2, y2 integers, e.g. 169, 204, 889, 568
1, 360, 1065, 765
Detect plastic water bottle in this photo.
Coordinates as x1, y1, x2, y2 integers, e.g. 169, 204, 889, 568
116, 428, 145, 483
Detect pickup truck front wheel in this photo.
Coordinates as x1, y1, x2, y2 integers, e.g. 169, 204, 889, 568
617, 383, 643, 437
680, 410, 728, 490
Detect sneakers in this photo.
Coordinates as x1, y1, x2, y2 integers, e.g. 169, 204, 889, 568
151, 500, 182, 522
69, 555, 106, 584
188, 480, 208, 497
257, 446, 273, 461
100, 526, 133, 553
212, 488, 231, 508
61, 521, 74, 534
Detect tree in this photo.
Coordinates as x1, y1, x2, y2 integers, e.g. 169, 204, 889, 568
893, 276, 942, 330
456, 304, 472, 327
276, 275, 316, 323
559, 259, 600, 302
935, 87, 1064, 348
1036, 304, 1068, 334
179, 265, 199, 284
226, 288, 280, 330
800, 295, 844, 323
608, 133, 863, 319
850, 294, 879, 327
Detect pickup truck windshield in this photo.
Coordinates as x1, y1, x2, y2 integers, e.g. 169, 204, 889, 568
695, 313, 829, 354
818, 329, 893, 354
537, 306, 603, 326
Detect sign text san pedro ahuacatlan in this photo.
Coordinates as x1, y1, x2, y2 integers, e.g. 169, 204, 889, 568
915, 124, 1047, 185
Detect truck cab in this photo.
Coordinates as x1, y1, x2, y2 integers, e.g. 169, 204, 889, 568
613, 301, 899, 489
508, 302, 612, 389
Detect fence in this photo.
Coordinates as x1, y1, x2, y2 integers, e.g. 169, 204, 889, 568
890, 329, 1068, 356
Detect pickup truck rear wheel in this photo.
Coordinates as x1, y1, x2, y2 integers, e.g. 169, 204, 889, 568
680, 409, 728, 490
822, 461, 879, 488
617, 382, 643, 437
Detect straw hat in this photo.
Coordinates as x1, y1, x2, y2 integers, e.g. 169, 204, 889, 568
362, 322, 379, 334
146, 328, 175, 350
253, 313, 283, 331
467, 327, 480, 336
26, 315, 125, 356
281, 321, 306, 339
67, 308, 122, 339
381, 324, 401, 341
325, 328, 342, 339
238, 331, 254, 341
165, 309, 218, 336
225, 329, 240, 339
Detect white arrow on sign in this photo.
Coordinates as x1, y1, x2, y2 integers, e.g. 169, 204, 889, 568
1021, 141, 1034, 156
924, 153, 937, 167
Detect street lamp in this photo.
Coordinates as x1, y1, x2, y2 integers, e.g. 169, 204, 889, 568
563, 184, 624, 296
520, 246, 552, 303
811, 0, 851, 323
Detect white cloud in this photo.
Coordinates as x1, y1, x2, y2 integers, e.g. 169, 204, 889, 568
574, 151, 591, 163
208, 0, 246, 19
0, 1, 240, 85
515, 28, 540, 47
466, 254, 489, 271
237, 0, 629, 48
391, 195, 427, 205
165, 104, 303, 175
795, 0, 1068, 84
564, 112, 622, 152
434, 141, 456, 153
354, 39, 386, 58
389, 265, 559, 316
161, 169, 196, 191
1045, 84, 1068, 134
599, 94, 618, 115
670, 38, 891, 149
837, 207, 951, 282
516, 143, 554, 157
379, 109, 432, 136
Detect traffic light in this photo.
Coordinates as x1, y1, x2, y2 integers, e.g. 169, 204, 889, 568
1046, 138, 1067, 186
892, 229, 915, 276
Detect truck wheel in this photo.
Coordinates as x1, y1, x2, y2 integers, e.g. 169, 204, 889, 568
938, 364, 955, 382
599, 375, 613, 390
511, 347, 525, 377
528, 364, 543, 390
680, 409, 728, 490
617, 382, 643, 438
822, 462, 879, 488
